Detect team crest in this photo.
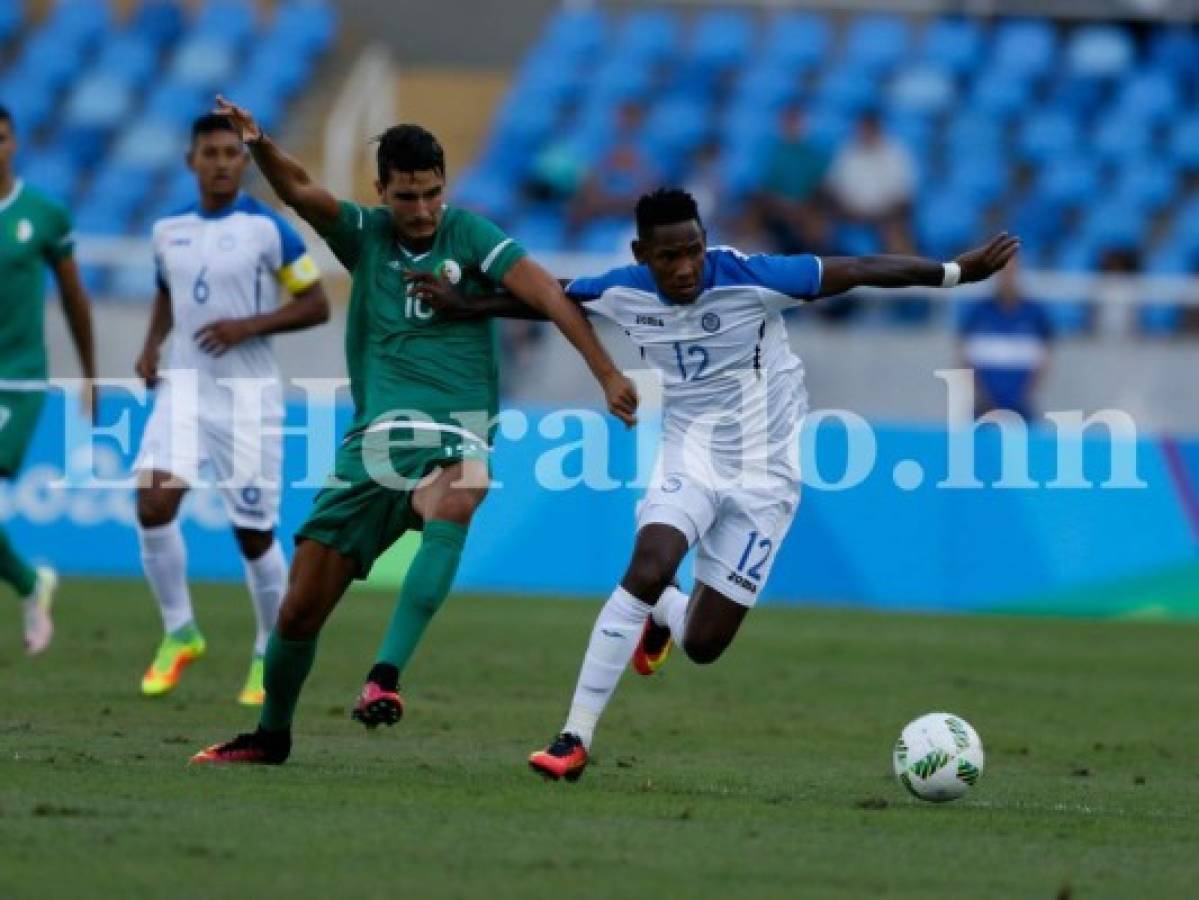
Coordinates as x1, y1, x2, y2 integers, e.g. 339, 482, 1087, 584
437, 259, 462, 285
16, 219, 33, 243
701, 312, 720, 333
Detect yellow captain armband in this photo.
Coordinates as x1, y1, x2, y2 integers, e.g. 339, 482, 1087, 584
279, 253, 322, 294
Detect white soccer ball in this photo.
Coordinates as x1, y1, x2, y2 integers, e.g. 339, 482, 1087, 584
892, 712, 984, 802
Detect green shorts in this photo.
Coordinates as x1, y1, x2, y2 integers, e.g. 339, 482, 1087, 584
296, 422, 490, 578
0, 390, 46, 478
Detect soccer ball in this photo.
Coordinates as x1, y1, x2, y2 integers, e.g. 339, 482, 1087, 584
892, 712, 984, 802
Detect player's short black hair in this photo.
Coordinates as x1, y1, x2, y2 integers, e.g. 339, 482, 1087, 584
0, 104, 12, 130
374, 124, 446, 183
190, 113, 240, 145
635, 188, 703, 241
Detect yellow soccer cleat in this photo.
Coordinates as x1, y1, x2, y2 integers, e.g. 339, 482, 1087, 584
237, 656, 265, 706
141, 631, 206, 696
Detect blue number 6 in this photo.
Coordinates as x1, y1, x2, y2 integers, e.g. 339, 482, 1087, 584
192, 266, 210, 304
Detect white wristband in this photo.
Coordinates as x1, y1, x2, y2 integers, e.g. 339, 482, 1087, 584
941, 262, 962, 288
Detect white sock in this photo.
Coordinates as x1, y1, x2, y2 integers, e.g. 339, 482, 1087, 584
137, 521, 194, 635
244, 540, 286, 656
652, 584, 690, 644
562, 586, 651, 749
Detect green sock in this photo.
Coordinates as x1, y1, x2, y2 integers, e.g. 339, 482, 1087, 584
375, 520, 468, 674
0, 525, 36, 598
259, 630, 318, 732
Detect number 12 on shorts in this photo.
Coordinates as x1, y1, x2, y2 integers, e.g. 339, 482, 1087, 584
737, 530, 774, 581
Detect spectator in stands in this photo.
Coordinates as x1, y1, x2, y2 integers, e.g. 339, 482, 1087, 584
567, 102, 659, 234
743, 107, 832, 254
825, 111, 916, 254
958, 261, 1053, 421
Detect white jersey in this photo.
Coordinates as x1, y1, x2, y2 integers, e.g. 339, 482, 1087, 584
152, 193, 321, 394
567, 247, 822, 482
566, 247, 823, 606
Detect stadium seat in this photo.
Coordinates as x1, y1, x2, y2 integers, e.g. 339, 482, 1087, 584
918, 18, 984, 75
0, 78, 57, 133
1035, 156, 1101, 209
111, 117, 187, 172
689, 10, 756, 73
991, 18, 1057, 78
1091, 113, 1152, 163
1113, 70, 1180, 122
1010, 192, 1068, 247
144, 80, 209, 128
970, 68, 1035, 120
761, 12, 831, 72
613, 10, 679, 65
1079, 202, 1148, 251
816, 67, 877, 115
1168, 115, 1199, 169
170, 36, 238, 91
942, 112, 1005, 158
21, 151, 77, 204
44, 0, 112, 51
1045, 75, 1108, 119
1017, 110, 1079, 163
509, 206, 567, 253
193, 0, 257, 50
94, 32, 158, 84
0, 0, 21, 45
535, 7, 608, 60
575, 217, 631, 254
1066, 25, 1134, 77
730, 64, 799, 115
131, 0, 185, 50
17, 31, 90, 92
1112, 160, 1177, 213
945, 155, 1011, 206
888, 66, 955, 115
842, 14, 911, 72
1148, 26, 1199, 76
63, 74, 136, 132
270, 0, 339, 56
916, 193, 983, 259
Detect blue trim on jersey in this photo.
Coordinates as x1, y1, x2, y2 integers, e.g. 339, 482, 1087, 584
160, 194, 309, 265
565, 248, 823, 306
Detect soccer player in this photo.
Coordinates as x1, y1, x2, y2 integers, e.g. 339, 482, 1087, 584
133, 114, 330, 704
0, 104, 97, 655
191, 97, 637, 764
411, 189, 1019, 780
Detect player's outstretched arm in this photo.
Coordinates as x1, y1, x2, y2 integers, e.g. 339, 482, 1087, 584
51, 256, 98, 420
816, 233, 1020, 298
501, 258, 638, 426
214, 96, 340, 231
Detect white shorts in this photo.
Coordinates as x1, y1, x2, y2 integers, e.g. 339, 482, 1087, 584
133, 376, 283, 530
637, 456, 800, 608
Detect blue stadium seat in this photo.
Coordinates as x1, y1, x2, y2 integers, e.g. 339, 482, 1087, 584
575, 217, 630, 254
0, 78, 57, 133
970, 68, 1035, 120
1066, 25, 1134, 77
918, 18, 984, 75
111, 117, 187, 172
816, 67, 877, 115
450, 170, 518, 222
193, 0, 256, 50
614, 10, 679, 65
144, 80, 208, 128
508, 206, 567, 253
170, 36, 238, 91
270, 0, 338, 56
761, 12, 831, 72
17, 31, 90, 92
1079, 201, 1148, 250
1091, 113, 1152, 163
730, 64, 799, 114
1016, 110, 1079, 163
45, 0, 112, 51
1148, 27, 1199, 77
885, 112, 934, 162
843, 14, 910, 72
535, 7, 608, 60
1168, 115, 1199, 169
1113, 70, 1180, 122
589, 58, 653, 104
0, 0, 22, 44
1044, 75, 1107, 119
689, 10, 756, 72
73, 198, 135, 236
244, 41, 314, 100
21, 152, 77, 205
131, 0, 185, 50
94, 32, 158, 83
991, 18, 1057, 79
63, 73, 136, 131
1010, 193, 1068, 247
643, 96, 712, 161
802, 107, 852, 150
1035, 156, 1100, 208
945, 155, 1010, 206
942, 112, 1005, 158
888, 65, 955, 115
1112, 161, 1176, 213
916, 193, 982, 259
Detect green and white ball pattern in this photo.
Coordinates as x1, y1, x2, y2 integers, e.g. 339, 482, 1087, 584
893, 712, 984, 802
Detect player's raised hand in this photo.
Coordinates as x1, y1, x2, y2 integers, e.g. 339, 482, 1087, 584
135, 345, 160, 388
602, 370, 638, 428
213, 95, 262, 144
194, 319, 256, 356
955, 233, 1021, 284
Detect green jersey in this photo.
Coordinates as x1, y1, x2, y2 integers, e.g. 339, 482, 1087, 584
0, 180, 74, 384
317, 202, 526, 437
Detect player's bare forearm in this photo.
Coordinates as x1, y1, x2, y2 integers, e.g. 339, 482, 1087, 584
53, 257, 97, 378
243, 284, 330, 337
817, 233, 1021, 298
249, 136, 340, 230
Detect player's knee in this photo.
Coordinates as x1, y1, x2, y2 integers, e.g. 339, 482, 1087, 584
136, 491, 177, 528
682, 633, 728, 665
276, 596, 322, 640
234, 528, 274, 560
430, 486, 487, 526
621, 555, 675, 604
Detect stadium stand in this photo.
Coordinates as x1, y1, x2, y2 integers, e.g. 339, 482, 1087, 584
0, 0, 337, 295
456, 7, 1199, 335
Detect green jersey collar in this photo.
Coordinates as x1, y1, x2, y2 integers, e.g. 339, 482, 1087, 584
0, 178, 24, 213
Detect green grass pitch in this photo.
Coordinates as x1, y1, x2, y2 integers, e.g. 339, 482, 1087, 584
1, 578, 1196, 898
